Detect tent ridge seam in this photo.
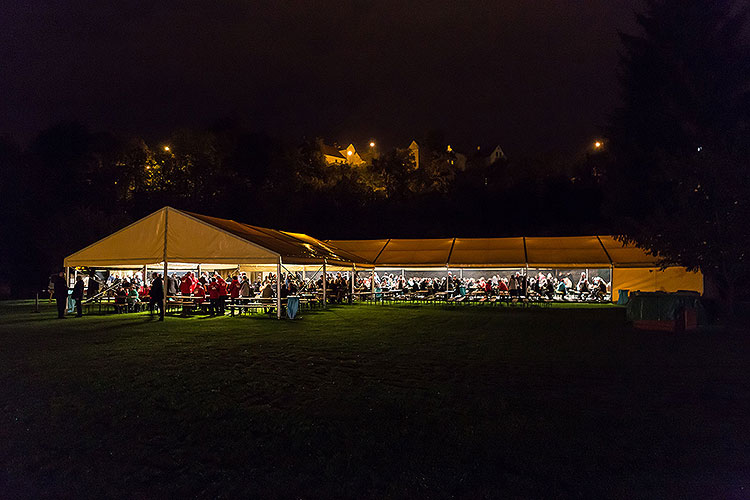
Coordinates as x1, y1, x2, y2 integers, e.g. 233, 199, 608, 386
596, 235, 613, 266
446, 237, 457, 267
373, 239, 390, 266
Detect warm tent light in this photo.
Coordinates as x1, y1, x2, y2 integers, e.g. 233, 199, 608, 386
347, 151, 353, 156
594, 141, 602, 149
369, 141, 375, 147
164, 146, 170, 152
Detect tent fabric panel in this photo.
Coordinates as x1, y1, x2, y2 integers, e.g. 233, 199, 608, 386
246, 224, 343, 263
325, 239, 389, 263
182, 211, 359, 265
376, 238, 453, 267
64, 209, 166, 267
612, 267, 703, 296
165, 210, 280, 264
183, 212, 305, 257
281, 232, 374, 267
525, 236, 611, 267
598, 236, 660, 267
449, 238, 526, 268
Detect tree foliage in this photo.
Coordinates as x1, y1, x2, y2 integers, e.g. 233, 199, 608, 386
606, 0, 750, 311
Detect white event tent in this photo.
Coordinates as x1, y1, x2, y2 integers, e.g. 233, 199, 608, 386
64, 207, 373, 318
328, 236, 703, 301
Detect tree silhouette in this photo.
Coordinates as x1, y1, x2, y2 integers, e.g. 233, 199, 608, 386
606, 0, 750, 316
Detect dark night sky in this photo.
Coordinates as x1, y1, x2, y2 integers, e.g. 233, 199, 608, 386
1, 1, 642, 155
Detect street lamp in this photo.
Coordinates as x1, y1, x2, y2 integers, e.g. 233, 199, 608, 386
369, 141, 375, 148
163, 146, 170, 152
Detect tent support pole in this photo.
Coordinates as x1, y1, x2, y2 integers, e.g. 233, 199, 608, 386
276, 257, 282, 319
371, 269, 375, 302
322, 260, 327, 308
163, 261, 168, 317
65, 267, 70, 287
162, 207, 169, 321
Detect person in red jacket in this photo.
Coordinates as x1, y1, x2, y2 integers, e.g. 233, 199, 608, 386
228, 276, 241, 302
207, 277, 221, 316
216, 273, 228, 316
192, 282, 206, 313
180, 273, 193, 296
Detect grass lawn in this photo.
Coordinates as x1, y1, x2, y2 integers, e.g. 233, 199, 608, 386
0, 301, 748, 499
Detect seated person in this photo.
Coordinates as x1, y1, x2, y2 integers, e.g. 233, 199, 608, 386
577, 272, 590, 294
239, 276, 253, 300
126, 285, 140, 311
193, 282, 206, 303
261, 281, 274, 299
592, 277, 607, 300
114, 287, 127, 313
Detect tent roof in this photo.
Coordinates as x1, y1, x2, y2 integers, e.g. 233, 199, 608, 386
182, 211, 370, 266
376, 238, 454, 267
450, 237, 526, 268
328, 236, 663, 269
65, 207, 371, 268
598, 236, 659, 267
525, 236, 610, 268
65, 207, 661, 271
322, 239, 390, 263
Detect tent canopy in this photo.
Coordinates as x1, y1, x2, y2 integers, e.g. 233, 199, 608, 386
449, 238, 526, 268
375, 239, 454, 267
64, 207, 372, 268
328, 236, 702, 296
597, 236, 660, 267
525, 236, 610, 268
328, 235, 661, 269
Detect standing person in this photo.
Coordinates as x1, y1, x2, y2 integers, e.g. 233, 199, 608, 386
179, 273, 193, 296
207, 277, 220, 316
509, 274, 518, 298
52, 271, 68, 319
216, 273, 228, 315
229, 275, 241, 304
239, 275, 252, 302
193, 281, 206, 310
72, 275, 85, 317
149, 273, 165, 320
167, 273, 178, 297
47, 275, 55, 302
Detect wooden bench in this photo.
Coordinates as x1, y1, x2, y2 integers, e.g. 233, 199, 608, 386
228, 301, 270, 316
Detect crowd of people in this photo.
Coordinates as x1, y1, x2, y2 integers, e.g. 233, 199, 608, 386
363, 270, 611, 301
49, 267, 610, 318
84, 270, 307, 318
